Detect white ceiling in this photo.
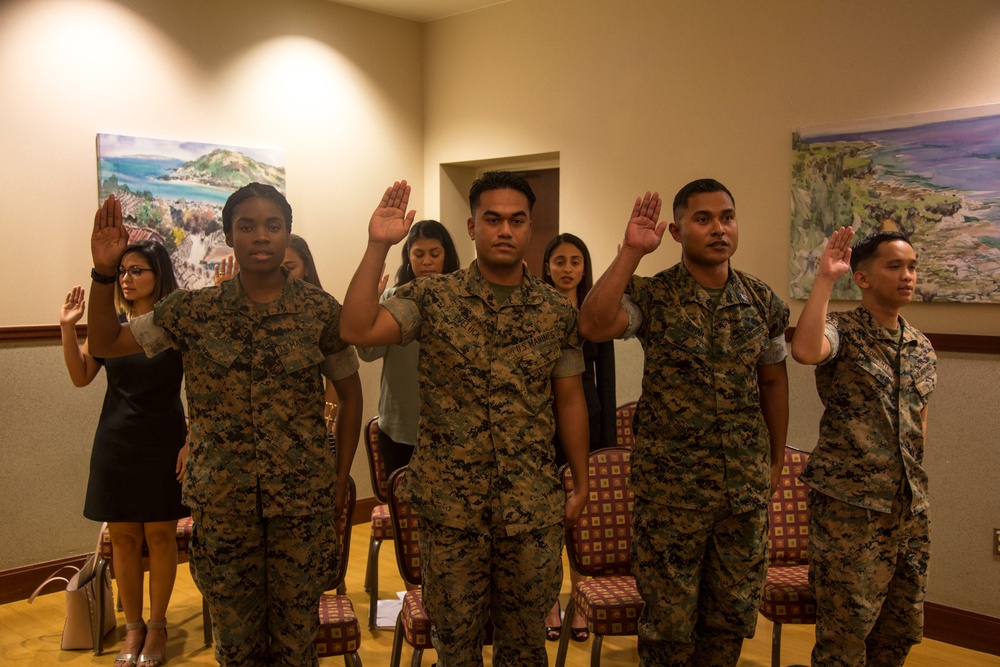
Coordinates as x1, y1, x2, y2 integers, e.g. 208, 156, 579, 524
329, 0, 508, 23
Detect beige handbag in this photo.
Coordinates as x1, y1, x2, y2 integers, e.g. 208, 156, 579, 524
28, 527, 116, 650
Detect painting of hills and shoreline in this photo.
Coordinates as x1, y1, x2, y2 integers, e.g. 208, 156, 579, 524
789, 105, 1000, 304
96, 134, 286, 289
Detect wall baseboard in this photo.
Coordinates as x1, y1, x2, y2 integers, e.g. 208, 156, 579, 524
0, 554, 92, 606
924, 601, 1000, 656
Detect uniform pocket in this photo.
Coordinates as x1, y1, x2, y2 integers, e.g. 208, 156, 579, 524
194, 337, 243, 369
280, 343, 325, 374
518, 340, 561, 378
733, 323, 767, 365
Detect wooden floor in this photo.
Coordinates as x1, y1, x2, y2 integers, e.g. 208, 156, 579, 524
2, 525, 995, 666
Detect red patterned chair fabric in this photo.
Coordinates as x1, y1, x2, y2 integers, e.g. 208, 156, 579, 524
95, 516, 211, 655
614, 402, 637, 448
555, 447, 641, 667
315, 476, 363, 665
386, 467, 431, 666
760, 446, 815, 667
386, 467, 494, 666
363, 416, 395, 630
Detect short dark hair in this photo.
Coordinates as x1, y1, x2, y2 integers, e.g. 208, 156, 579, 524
541, 232, 594, 304
468, 171, 536, 215
672, 178, 735, 222
114, 240, 179, 317
222, 183, 292, 235
395, 220, 461, 287
287, 234, 323, 290
850, 230, 912, 273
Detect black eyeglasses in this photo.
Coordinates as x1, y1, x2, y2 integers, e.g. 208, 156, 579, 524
118, 266, 153, 278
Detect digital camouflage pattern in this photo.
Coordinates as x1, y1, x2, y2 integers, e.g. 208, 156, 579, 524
130, 272, 359, 667
418, 513, 563, 667
131, 272, 359, 516
803, 306, 936, 667
621, 262, 788, 667
800, 306, 937, 513
631, 497, 768, 667
808, 488, 930, 667
189, 508, 340, 667
623, 263, 790, 512
382, 261, 583, 534
381, 260, 581, 666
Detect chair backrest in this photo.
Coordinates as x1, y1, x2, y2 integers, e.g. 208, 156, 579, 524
615, 402, 637, 448
768, 446, 811, 567
562, 447, 634, 577
330, 476, 357, 591
387, 466, 422, 587
364, 416, 390, 503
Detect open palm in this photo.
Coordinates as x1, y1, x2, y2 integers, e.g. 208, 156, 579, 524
91, 194, 129, 272
623, 191, 667, 255
369, 181, 416, 246
817, 226, 855, 281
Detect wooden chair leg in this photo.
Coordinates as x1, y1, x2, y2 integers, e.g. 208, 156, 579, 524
389, 613, 405, 667
555, 597, 574, 667
365, 534, 377, 592
771, 621, 782, 667
368, 537, 382, 630
591, 634, 605, 667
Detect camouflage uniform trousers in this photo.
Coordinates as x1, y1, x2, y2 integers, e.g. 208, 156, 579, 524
808, 486, 929, 667
189, 507, 339, 667
632, 496, 768, 667
417, 515, 563, 667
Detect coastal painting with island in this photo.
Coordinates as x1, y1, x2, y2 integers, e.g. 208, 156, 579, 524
97, 134, 285, 289
789, 107, 1000, 303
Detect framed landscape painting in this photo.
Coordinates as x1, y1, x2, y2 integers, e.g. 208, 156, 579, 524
789, 105, 1000, 303
97, 134, 286, 289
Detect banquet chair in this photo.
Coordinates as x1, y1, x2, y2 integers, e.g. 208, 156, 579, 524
759, 446, 815, 667
614, 402, 637, 448
555, 447, 643, 667
94, 517, 211, 655
315, 476, 364, 666
385, 466, 432, 666
385, 466, 494, 666
362, 416, 395, 630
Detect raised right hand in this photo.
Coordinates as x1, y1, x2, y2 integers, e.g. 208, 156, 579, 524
369, 181, 416, 246
622, 191, 667, 256
60, 285, 86, 326
817, 226, 855, 282
91, 194, 129, 274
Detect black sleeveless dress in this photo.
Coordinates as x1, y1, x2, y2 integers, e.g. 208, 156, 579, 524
83, 348, 189, 522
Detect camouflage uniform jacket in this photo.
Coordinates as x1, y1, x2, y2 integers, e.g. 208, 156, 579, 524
621, 262, 789, 513
130, 272, 360, 517
800, 306, 936, 514
381, 260, 584, 535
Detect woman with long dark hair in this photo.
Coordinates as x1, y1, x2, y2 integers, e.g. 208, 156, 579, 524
358, 220, 460, 475
541, 232, 617, 643
59, 240, 187, 667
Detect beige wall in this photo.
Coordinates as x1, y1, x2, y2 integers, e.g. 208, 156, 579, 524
421, 0, 1000, 617
0, 0, 419, 565
1, 0, 998, 620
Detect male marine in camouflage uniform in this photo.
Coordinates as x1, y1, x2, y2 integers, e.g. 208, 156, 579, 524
86, 185, 363, 666
791, 228, 936, 667
341, 173, 590, 666
580, 180, 790, 666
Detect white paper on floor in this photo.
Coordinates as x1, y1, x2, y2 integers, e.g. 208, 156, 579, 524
375, 592, 405, 628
